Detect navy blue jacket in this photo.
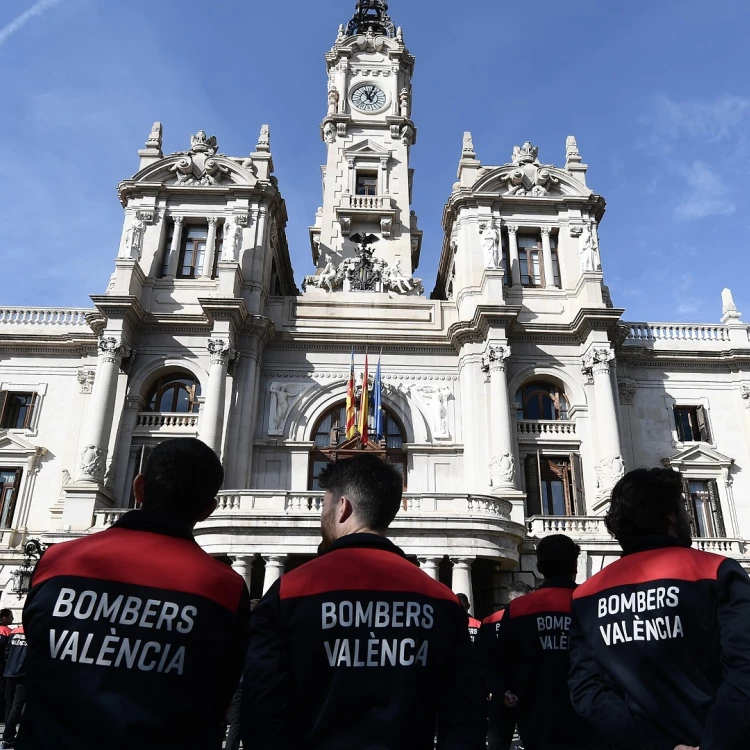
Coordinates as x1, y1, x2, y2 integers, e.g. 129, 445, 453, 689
4, 627, 27, 679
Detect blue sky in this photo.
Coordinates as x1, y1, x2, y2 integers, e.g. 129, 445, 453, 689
1, 0, 748, 323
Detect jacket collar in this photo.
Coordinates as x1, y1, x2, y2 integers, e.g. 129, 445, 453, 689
326, 532, 406, 558
540, 577, 577, 590
112, 509, 197, 543
621, 534, 691, 556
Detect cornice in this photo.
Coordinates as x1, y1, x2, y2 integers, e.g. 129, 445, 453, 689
90, 295, 147, 329
448, 305, 523, 349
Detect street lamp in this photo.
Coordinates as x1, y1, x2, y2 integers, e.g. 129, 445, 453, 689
9, 539, 44, 599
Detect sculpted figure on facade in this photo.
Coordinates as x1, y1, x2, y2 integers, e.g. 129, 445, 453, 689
490, 453, 515, 487
401, 125, 414, 146
481, 219, 501, 269
268, 383, 306, 436
77, 369, 95, 394
79, 445, 103, 481
596, 454, 625, 492
406, 384, 451, 440
323, 121, 337, 145
327, 87, 340, 116
119, 215, 146, 260
386, 261, 412, 293
580, 225, 597, 272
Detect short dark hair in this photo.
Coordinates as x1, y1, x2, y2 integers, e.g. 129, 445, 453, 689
536, 535, 580, 578
605, 468, 683, 547
142, 438, 224, 522
456, 593, 471, 612
0, 609, 11, 620
319, 455, 403, 531
508, 581, 533, 597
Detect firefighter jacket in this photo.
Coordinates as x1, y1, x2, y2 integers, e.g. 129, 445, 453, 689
19, 509, 251, 750
4, 627, 27, 679
242, 532, 486, 750
467, 615, 481, 646
478, 607, 505, 694
0, 624, 13, 674
568, 535, 750, 750
493, 579, 605, 750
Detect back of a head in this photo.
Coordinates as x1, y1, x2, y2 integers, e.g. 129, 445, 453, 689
605, 468, 683, 549
456, 592, 471, 613
535, 534, 580, 579
320, 454, 403, 532
141, 438, 224, 523
507, 581, 533, 602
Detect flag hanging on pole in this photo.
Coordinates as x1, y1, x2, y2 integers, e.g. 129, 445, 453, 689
358, 351, 369, 445
373, 352, 384, 442
346, 348, 356, 440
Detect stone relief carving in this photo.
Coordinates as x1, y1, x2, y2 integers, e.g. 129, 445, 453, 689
499, 142, 560, 197
77, 369, 96, 394
401, 125, 414, 146
170, 131, 229, 186
512, 142, 539, 165
79, 445, 103, 480
581, 347, 614, 377
207, 339, 236, 367
268, 383, 307, 436
579, 224, 602, 272
721, 288, 742, 323
596, 454, 626, 493
490, 453, 515, 487
119, 215, 146, 260
482, 345, 511, 373
323, 121, 337, 144
480, 219, 501, 269
618, 379, 636, 406
98, 337, 131, 366
399, 88, 410, 118
221, 216, 246, 262
405, 384, 452, 440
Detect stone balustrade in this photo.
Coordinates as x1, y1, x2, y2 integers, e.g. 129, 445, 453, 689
693, 538, 745, 556
342, 194, 394, 211
527, 515, 609, 536
135, 412, 200, 430
624, 322, 730, 344
517, 420, 576, 436
0, 307, 92, 328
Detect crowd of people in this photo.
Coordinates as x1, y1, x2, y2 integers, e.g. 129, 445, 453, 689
2, 437, 749, 749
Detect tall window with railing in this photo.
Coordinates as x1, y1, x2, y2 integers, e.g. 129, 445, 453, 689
146, 373, 201, 413
515, 382, 569, 421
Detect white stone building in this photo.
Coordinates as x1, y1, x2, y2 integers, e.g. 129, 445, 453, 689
1, 1, 749, 617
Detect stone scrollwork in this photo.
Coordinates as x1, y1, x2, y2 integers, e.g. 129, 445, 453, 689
207, 339, 236, 367
581, 347, 614, 377
481, 345, 511, 373
499, 141, 560, 197
489, 453, 515, 487
98, 337, 131, 366
77, 369, 96, 394
170, 131, 229, 187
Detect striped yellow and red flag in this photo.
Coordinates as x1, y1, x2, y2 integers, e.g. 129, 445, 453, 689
345, 349, 356, 440
358, 351, 369, 445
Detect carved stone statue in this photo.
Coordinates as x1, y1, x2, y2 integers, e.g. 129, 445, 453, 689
222, 221, 237, 261
481, 220, 501, 269
721, 288, 743, 323
401, 125, 414, 146
327, 87, 340, 116
120, 216, 146, 260
596, 455, 625, 491
580, 226, 597, 272
268, 383, 306, 435
387, 261, 413, 293
323, 121, 337, 145
490, 453, 515, 487
408, 384, 451, 439
399, 88, 410, 118
79, 445, 102, 480
318, 256, 337, 292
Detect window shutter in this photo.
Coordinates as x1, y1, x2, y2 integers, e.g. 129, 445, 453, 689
681, 476, 698, 538
0, 391, 7, 427
212, 224, 223, 279
24, 393, 38, 430
525, 454, 541, 516
707, 479, 726, 538
696, 406, 711, 443
570, 452, 586, 514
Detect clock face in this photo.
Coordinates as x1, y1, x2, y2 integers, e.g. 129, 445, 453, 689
351, 84, 388, 113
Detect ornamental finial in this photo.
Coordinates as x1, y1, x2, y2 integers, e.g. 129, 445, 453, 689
346, 0, 396, 38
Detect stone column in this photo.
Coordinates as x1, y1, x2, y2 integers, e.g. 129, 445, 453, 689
165, 216, 184, 278
582, 346, 624, 501
418, 557, 441, 580
201, 217, 219, 279
262, 555, 287, 594
451, 558, 474, 613
507, 225, 521, 286
482, 344, 516, 491
231, 556, 253, 591
541, 227, 557, 288
77, 336, 130, 482
199, 339, 235, 455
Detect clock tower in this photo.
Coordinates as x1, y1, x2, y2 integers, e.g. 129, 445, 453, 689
308, 1, 423, 281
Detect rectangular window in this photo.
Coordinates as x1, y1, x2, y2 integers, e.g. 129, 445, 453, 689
518, 235, 543, 287
674, 405, 710, 443
0, 392, 36, 430
525, 453, 578, 516
551, 249, 562, 287
161, 225, 174, 278
178, 225, 209, 279
684, 479, 725, 538
356, 172, 378, 196
0, 469, 22, 529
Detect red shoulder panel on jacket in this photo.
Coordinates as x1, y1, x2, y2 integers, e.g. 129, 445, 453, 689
468, 616, 482, 628
32, 528, 245, 612
482, 608, 505, 625
280, 548, 459, 603
509, 588, 572, 618
0, 626, 12, 637
573, 546, 725, 600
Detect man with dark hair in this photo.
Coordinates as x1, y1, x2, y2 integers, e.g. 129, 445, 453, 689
19, 438, 250, 750
242, 454, 485, 750
569, 468, 750, 750
456, 593, 481, 647
491, 535, 605, 750
479, 581, 532, 750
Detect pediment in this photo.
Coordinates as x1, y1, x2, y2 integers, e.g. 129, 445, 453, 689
0, 430, 47, 463
344, 139, 391, 158
128, 154, 258, 188
663, 444, 734, 469
472, 163, 591, 199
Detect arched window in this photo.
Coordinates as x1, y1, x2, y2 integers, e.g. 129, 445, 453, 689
515, 382, 569, 421
309, 402, 407, 490
146, 373, 201, 413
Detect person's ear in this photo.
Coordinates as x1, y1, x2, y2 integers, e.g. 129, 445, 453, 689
197, 498, 218, 523
133, 473, 146, 507
338, 495, 354, 524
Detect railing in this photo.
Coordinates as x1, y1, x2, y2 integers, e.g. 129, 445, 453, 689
91, 509, 129, 529
517, 420, 576, 436
0, 307, 93, 327
693, 538, 745, 556
527, 516, 609, 536
343, 195, 392, 211
625, 322, 730, 343
135, 412, 199, 429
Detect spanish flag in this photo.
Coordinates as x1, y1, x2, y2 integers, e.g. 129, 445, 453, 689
346, 349, 356, 440
358, 352, 369, 445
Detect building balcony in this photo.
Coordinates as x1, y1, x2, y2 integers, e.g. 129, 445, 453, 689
133, 412, 199, 434
516, 420, 577, 441
336, 194, 397, 224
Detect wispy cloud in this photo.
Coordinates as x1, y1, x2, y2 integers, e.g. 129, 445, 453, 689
674, 161, 736, 221
0, 0, 63, 49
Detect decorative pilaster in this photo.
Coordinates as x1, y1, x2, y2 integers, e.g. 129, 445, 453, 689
230, 556, 253, 591
262, 555, 287, 594
201, 217, 219, 279
165, 216, 184, 278
77, 336, 131, 482
582, 346, 625, 502
450, 558, 474, 613
541, 227, 557, 288
199, 339, 236, 455
506, 225, 521, 286
418, 557, 441, 581
482, 344, 516, 491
